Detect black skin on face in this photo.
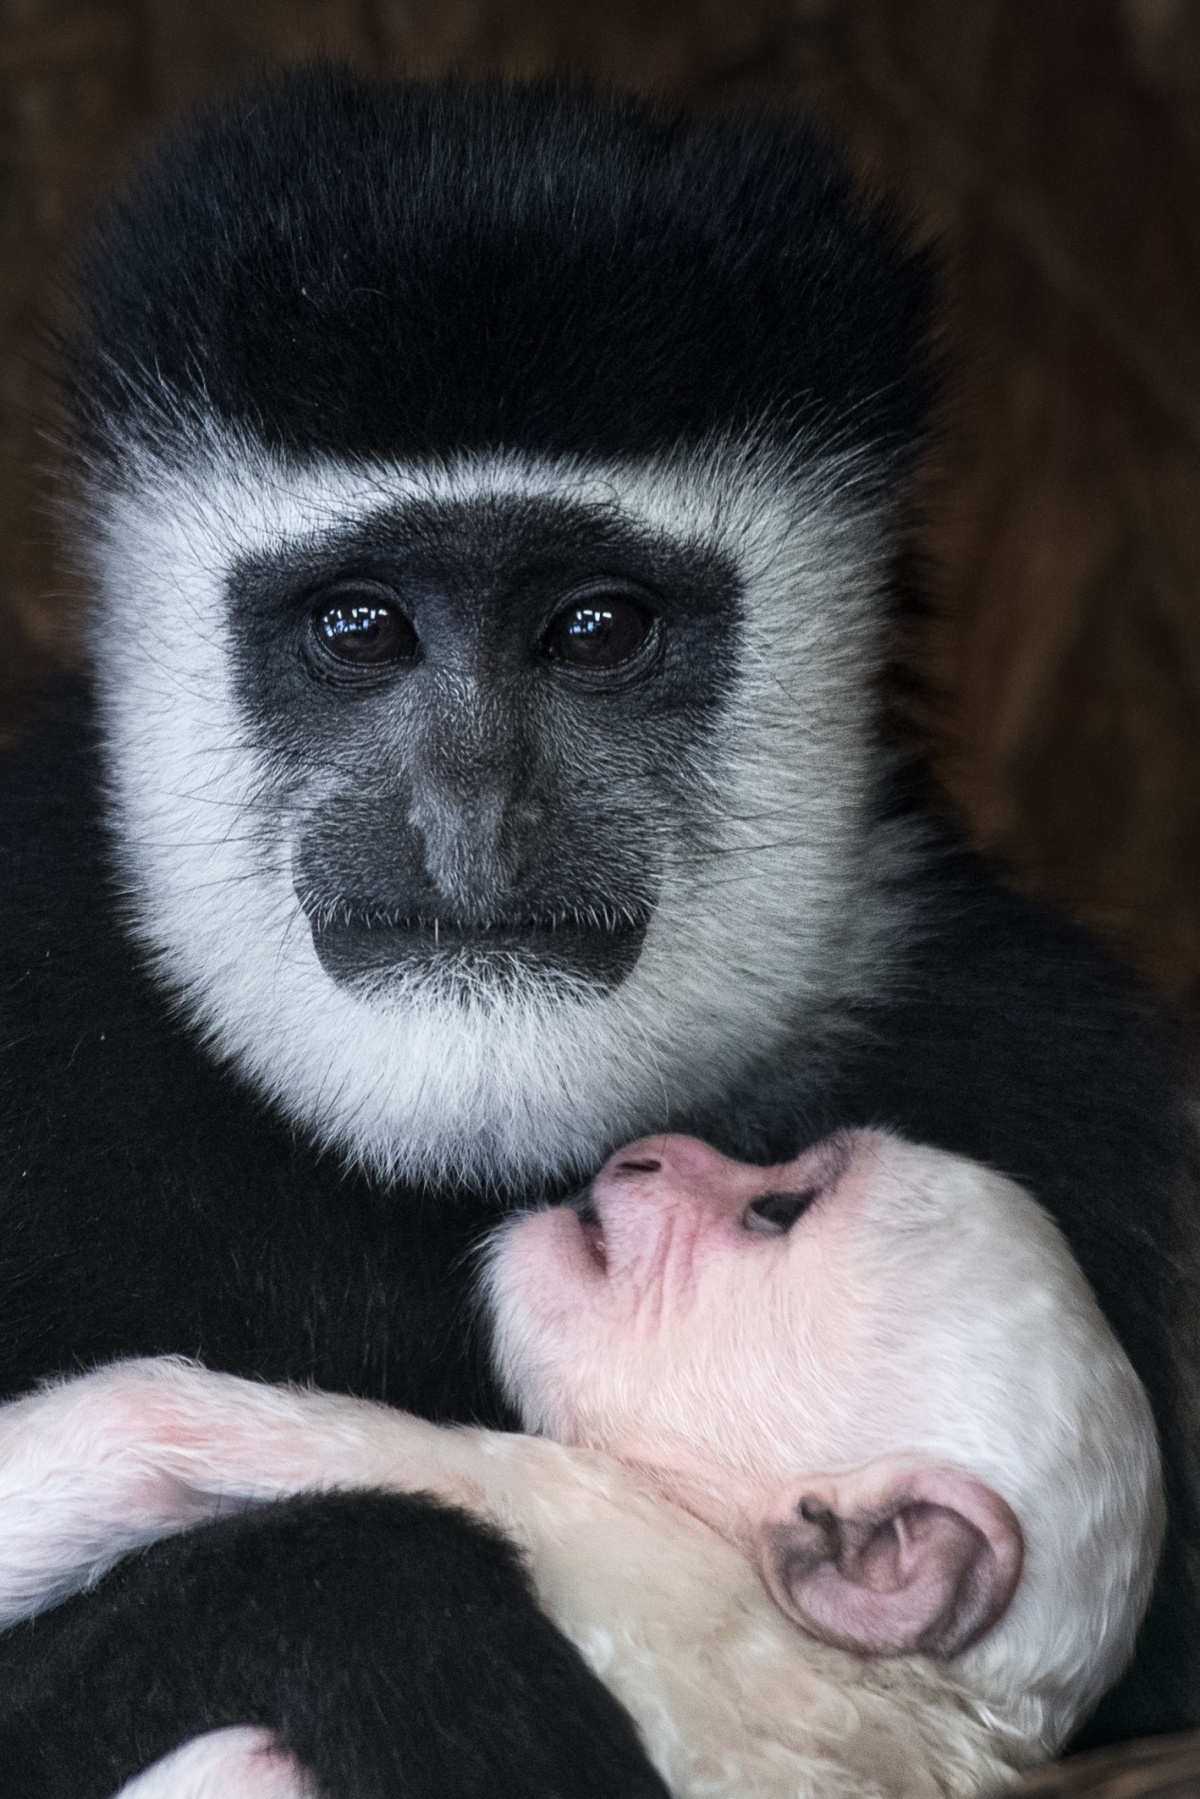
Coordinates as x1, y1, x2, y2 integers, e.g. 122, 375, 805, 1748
229, 496, 741, 992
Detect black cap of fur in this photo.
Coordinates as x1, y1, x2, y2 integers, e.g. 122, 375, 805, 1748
69, 67, 933, 477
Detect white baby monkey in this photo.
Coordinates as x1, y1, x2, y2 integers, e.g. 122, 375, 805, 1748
0, 1132, 1164, 1799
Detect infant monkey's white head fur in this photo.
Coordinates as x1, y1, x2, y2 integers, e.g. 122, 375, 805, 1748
489, 1129, 1163, 1751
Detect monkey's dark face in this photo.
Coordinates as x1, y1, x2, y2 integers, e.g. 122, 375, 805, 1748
74, 73, 940, 1181
91, 445, 894, 1182
228, 496, 739, 998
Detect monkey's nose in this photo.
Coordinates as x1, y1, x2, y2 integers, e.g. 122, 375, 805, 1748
406, 788, 517, 907
596, 1135, 742, 1204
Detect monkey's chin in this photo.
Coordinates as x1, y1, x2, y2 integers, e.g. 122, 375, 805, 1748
307, 913, 651, 996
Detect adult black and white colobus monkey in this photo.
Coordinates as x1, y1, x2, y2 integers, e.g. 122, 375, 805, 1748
0, 65, 1195, 1797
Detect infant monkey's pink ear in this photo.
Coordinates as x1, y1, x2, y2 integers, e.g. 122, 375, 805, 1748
756, 1462, 1023, 1660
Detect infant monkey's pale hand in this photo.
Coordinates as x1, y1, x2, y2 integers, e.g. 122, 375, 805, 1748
114, 1728, 313, 1799
0, 1357, 439, 1623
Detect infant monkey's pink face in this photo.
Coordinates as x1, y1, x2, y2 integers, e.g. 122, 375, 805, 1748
494, 1130, 886, 1483
489, 1130, 1160, 1690
490, 1130, 1028, 1660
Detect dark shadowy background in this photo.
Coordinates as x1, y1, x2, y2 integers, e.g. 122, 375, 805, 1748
3, 0, 1200, 994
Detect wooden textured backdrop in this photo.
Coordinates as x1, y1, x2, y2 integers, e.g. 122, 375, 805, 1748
3, 0, 1200, 996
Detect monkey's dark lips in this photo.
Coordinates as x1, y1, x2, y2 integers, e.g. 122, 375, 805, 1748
307, 907, 652, 990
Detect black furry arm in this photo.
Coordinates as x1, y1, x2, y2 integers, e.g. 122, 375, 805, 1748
0, 1490, 669, 1799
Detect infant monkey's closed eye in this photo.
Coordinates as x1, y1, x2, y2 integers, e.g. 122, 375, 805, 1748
741, 1188, 819, 1232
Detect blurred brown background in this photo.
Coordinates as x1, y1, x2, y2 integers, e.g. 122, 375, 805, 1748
3, 0, 1200, 993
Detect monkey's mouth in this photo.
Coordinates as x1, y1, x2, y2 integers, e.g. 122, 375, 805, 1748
565, 1190, 608, 1273
305, 904, 653, 992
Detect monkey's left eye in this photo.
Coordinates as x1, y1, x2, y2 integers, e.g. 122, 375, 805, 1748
310, 584, 419, 667
542, 588, 655, 672
742, 1190, 818, 1235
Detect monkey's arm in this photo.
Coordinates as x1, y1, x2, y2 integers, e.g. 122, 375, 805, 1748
0, 1363, 677, 1799
0, 1355, 727, 1647
0, 1358, 547, 1627
0, 1489, 670, 1799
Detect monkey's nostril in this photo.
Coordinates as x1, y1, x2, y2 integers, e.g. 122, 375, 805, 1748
615, 1157, 661, 1175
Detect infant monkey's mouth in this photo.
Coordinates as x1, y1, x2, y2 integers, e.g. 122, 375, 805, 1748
567, 1190, 608, 1273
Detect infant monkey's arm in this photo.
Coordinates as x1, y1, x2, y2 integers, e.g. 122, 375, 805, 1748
0, 1352, 770, 1676
0, 1357, 811, 1796
0, 1357, 709, 1631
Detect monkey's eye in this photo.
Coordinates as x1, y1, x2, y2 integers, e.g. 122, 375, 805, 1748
310, 584, 418, 667
542, 589, 654, 671
742, 1190, 818, 1235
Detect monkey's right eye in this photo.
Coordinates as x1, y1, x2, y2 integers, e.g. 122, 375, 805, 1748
310, 585, 418, 667
542, 586, 656, 673
742, 1189, 818, 1235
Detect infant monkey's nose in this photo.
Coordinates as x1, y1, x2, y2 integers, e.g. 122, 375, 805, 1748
604, 1135, 735, 1190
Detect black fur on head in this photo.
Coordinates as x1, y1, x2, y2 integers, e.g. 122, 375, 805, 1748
69, 66, 933, 481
